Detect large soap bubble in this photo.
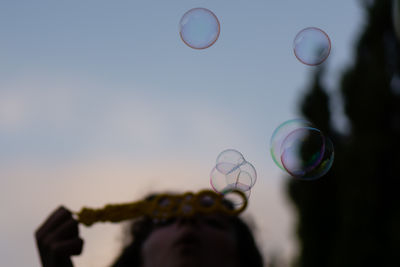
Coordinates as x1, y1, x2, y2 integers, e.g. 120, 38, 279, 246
270, 119, 313, 170
270, 119, 334, 180
179, 7, 220, 49
293, 27, 331, 66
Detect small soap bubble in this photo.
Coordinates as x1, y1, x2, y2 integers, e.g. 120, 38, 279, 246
215, 149, 246, 176
237, 161, 257, 185
179, 7, 220, 49
293, 27, 331, 66
216, 150, 244, 165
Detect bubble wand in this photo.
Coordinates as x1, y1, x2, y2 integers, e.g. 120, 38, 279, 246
75, 189, 247, 227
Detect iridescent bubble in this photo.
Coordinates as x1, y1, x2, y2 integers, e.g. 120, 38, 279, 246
270, 119, 334, 180
305, 136, 334, 180
179, 7, 220, 49
270, 119, 314, 170
280, 127, 326, 177
283, 135, 334, 180
293, 27, 331, 66
216, 149, 245, 174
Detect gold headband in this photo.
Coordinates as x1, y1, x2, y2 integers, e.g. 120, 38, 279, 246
76, 189, 248, 226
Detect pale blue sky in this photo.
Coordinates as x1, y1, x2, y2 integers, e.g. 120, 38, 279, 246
0, 1, 364, 266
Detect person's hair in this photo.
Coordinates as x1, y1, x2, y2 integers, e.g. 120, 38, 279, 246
111, 193, 264, 267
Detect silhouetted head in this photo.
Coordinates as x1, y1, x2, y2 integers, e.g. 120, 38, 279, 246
112, 192, 263, 267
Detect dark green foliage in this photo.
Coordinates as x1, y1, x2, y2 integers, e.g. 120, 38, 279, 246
287, 1, 400, 266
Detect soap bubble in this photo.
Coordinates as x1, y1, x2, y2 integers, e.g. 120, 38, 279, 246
211, 162, 256, 193
293, 27, 331, 66
216, 149, 245, 174
210, 164, 241, 193
270, 119, 313, 170
270, 119, 334, 180
179, 7, 220, 49
297, 136, 334, 180
280, 127, 326, 177
225, 161, 257, 189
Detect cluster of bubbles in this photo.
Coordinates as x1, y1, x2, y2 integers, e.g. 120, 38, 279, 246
293, 27, 331, 66
270, 119, 334, 180
177, 9, 335, 182
210, 149, 257, 205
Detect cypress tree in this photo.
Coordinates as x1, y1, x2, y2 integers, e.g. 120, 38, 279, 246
287, 1, 400, 266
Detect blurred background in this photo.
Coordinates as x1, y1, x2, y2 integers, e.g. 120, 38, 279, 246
3, 0, 399, 266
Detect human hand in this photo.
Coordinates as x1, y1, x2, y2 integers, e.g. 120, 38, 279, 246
35, 206, 84, 267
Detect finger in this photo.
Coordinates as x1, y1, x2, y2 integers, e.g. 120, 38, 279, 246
36, 206, 72, 240
43, 218, 79, 245
51, 238, 84, 256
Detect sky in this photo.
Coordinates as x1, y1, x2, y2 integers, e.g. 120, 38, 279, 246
0, 1, 365, 266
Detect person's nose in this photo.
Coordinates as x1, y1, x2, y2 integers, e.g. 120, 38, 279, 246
176, 215, 199, 227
